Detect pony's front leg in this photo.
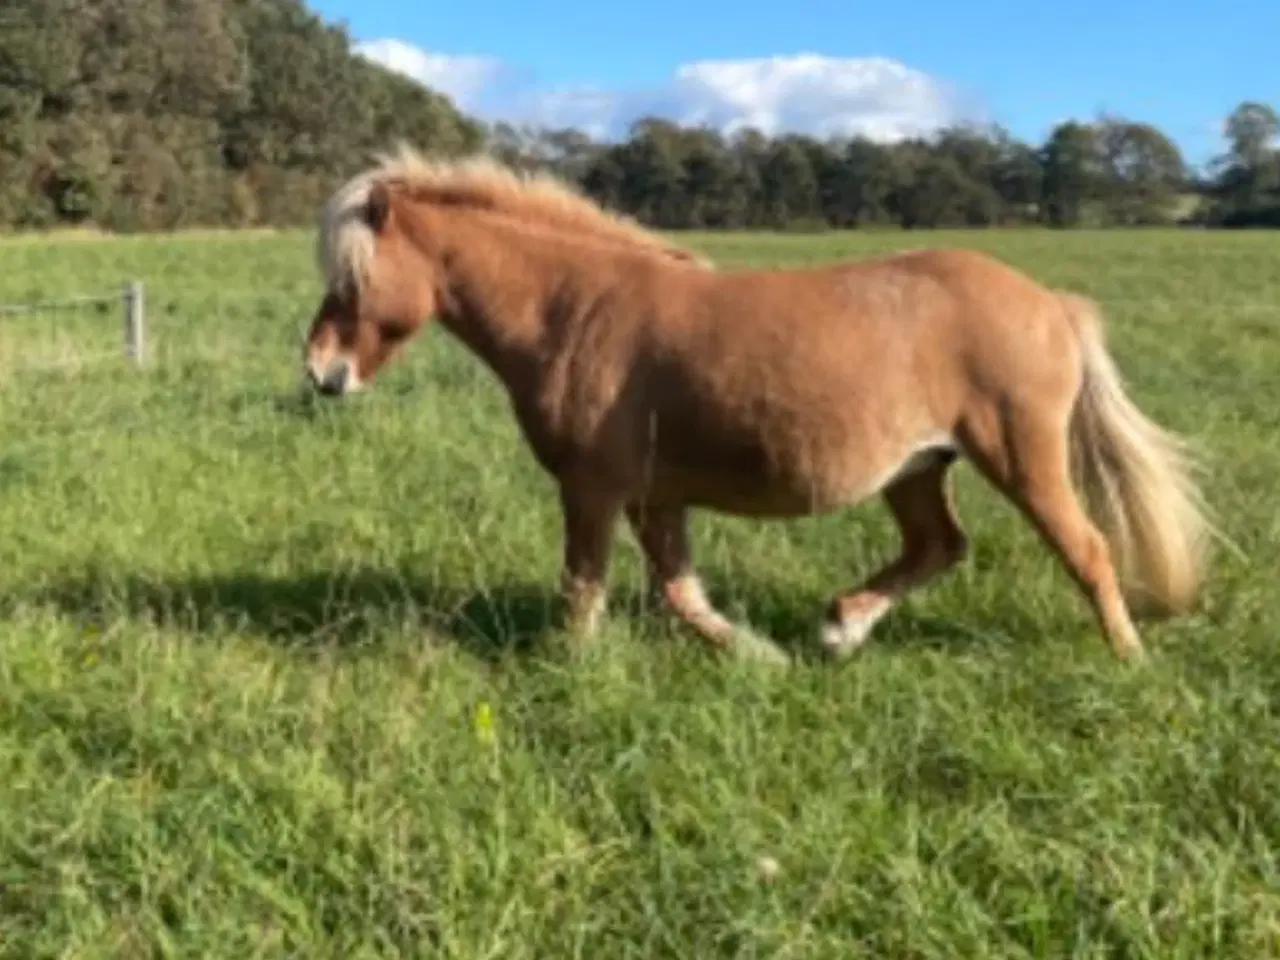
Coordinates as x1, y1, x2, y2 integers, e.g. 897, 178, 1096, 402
625, 502, 791, 666
557, 485, 623, 637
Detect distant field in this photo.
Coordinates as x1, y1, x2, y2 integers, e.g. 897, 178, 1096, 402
1, 227, 1277, 957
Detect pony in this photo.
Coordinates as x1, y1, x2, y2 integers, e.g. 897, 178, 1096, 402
300, 145, 1213, 666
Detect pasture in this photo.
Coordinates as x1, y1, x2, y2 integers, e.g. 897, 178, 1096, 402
0, 226, 1277, 956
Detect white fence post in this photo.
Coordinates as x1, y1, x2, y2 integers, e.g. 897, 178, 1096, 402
123, 280, 145, 365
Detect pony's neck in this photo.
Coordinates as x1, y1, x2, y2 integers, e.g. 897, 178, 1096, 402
429, 210, 593, 387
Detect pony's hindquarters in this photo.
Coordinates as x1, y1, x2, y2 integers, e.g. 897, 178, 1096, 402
945, 284, 1211, 659
1059, 293, 1212, 616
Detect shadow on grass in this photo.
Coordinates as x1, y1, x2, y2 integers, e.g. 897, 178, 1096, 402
18, 565, 1029, 667
21, 567, 576, 664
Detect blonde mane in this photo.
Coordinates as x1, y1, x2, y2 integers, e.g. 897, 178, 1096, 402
317, 145, 709, 295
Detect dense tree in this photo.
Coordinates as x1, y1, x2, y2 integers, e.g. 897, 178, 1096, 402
1039, 121, 1104, 227
837, 137, 901, 226
990, 134, 1044, 222
0, 0, 481, 229
758, 138, 819, 227
1203, 102, 1280, 226
0, 1, 1276, 232
1224, 102, 1279, 169
1093, 115, 1187, 225
679, 130, 745, 228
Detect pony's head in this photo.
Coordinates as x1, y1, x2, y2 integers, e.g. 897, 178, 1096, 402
303, 175, 432, 396
302, 148, 712, 397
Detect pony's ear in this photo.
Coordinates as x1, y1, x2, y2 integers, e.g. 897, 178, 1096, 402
365, 181, 393, 233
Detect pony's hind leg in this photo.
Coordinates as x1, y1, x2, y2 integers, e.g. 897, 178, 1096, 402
820, 454, 969, 659
958, 408, 1143, 660
625, 501, 791, 666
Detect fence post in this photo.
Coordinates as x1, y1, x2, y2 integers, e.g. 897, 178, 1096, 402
123, 280, 145, 365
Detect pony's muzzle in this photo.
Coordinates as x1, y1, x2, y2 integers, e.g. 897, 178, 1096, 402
305, 357, 352, 396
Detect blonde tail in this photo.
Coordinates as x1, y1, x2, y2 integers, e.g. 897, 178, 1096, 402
1059, 292, 1212, 616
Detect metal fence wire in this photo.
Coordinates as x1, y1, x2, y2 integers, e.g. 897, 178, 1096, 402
0, 282, 146, 370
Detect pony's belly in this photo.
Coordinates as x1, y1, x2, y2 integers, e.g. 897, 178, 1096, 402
686, 486, 854, 518
652, 458, 878, 517
651, 433, 956, 517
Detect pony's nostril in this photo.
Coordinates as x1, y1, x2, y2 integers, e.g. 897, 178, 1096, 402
318, 361, 349, 395
303, 358, 349, 396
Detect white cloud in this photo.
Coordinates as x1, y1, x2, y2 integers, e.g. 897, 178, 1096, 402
354, 39, 505, 113
356, 43, 973, 143
655, 55, 964, 141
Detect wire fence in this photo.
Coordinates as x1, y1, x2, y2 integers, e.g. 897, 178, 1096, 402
0, 282, 145, 371
3, 279, 1277, 364
0, 271, 1276, 466
0, 277, 498, 464
0, 280, 317, 375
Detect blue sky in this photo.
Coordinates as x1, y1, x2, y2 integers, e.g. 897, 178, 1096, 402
309, 0, 1277, 168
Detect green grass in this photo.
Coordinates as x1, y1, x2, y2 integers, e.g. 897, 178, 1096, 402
1, 227, 1278, 957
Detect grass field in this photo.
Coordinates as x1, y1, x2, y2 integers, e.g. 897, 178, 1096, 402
1, 227, 1278, 957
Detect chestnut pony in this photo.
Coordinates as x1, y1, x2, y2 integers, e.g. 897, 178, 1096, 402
302, 147, 1212, 666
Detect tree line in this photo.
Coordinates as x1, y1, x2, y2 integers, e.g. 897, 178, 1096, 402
1, 0, 1276, 232
489, 103, 1280, 230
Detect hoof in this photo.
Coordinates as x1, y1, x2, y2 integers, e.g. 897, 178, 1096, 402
1115, 640, 1148, 664
818, 615, 876, 661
